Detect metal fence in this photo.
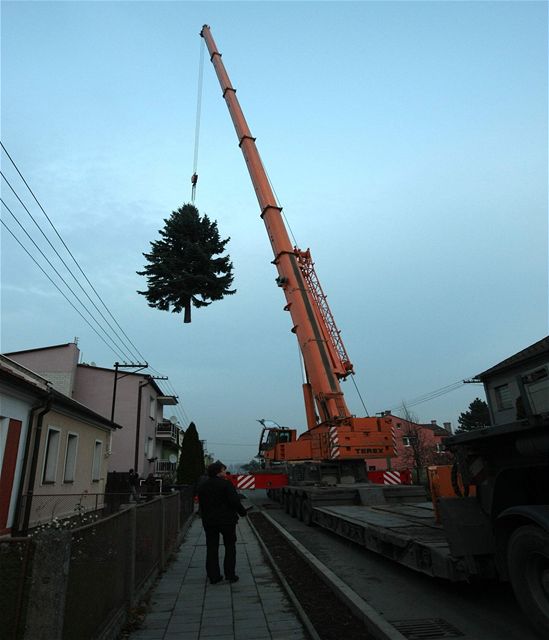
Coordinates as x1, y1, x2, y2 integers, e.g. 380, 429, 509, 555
19, 492, 106, 530
63, 508, 132, 640
0, 538, 33, 640
135, 498, 162, 590
1, 486, 195, 640
164, 493, 180, 557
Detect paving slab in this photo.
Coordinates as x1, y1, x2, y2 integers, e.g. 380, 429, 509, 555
127, 515, 309, 640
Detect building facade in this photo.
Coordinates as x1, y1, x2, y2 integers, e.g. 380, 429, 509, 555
0, 355, 117, 534
477, 336, 549, 427
5, 343, 181, 480
365, 412, 452, 474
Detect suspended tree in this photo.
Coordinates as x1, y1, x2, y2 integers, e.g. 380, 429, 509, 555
137, 203, 236, 323
176, 422, 205, 485
456, 398, 491, 433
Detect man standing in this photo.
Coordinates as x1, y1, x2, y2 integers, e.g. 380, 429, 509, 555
197, 461, 247, 584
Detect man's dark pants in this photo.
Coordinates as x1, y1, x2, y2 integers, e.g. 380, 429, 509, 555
203, 522, 237, 580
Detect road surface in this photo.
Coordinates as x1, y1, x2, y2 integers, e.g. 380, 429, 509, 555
245, 490, 540, 640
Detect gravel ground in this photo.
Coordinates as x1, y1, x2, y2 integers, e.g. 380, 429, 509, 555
249, 511, 373, 640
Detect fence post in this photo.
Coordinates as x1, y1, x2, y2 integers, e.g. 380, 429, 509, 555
159, 496, 166, 570
126, 504, 137, 607
23, 529, 71, 640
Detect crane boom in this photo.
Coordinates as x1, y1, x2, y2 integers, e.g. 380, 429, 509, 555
200, 25, 352, 426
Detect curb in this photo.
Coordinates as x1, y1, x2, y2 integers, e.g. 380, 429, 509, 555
247, 515, 322, 640
260, 510, 408, 640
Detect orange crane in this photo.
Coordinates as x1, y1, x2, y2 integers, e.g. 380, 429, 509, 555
201, 25, 394, 480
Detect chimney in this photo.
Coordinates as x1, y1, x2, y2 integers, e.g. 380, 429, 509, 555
431, 420, 437, 426
443, 422, 452, 433
384, 410, 391, 416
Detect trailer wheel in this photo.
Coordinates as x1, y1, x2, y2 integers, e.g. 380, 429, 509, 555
301, 498, 314, 527
284, 492, 292, 514
290, 493, 299, 518
296, 496, 304, 521
508, 524, 549, 635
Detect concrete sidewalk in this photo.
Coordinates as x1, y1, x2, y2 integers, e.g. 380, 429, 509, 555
128, 516, 309, 640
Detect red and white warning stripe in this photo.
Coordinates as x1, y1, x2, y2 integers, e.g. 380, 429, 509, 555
383, 470, 402, 485
236, 474, 255, 490
329, 426, 340, 459
391, 425, 398, 457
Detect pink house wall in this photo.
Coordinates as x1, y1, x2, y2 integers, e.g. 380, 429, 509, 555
74, 366, 160, 476
5, 344, 165, 477
5, 343, 79, 396
365, 415, 451, 473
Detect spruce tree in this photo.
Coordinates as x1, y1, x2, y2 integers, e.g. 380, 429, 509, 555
176, 422, 205, 485
137, 203, 236, 323
456, 398, 491, 432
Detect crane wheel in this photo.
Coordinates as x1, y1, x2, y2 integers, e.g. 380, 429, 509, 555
507, 524, 549, 636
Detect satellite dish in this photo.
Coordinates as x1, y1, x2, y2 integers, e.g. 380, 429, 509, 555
169, 416, 178, 424
169, 454, 177, 464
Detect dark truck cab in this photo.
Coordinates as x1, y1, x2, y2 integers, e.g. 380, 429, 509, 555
442, 336, 549, 635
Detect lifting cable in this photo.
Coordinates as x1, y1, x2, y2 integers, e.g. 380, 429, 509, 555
351, 375, 370, 417
190, 36, 205, 203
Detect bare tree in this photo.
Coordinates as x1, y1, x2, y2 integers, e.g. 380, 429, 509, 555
397, 404, 450, 482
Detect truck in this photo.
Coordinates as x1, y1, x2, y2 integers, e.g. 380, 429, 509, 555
200, 26, 549, 635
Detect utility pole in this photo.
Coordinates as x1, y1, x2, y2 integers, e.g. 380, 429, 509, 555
111, 361, 148, 424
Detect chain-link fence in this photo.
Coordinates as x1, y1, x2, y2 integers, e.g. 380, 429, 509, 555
135, 498, 162, 591
19, 492, 105, 530
164, 493, 180, 557
178, 485, 195, 526
63, 507, 132, 640
2, 488, 195, 640
0, 538, 33, 640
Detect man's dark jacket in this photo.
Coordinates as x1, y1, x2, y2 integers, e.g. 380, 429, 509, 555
198, 476, 247, 526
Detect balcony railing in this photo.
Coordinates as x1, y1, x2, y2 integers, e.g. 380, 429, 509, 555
156, 421, 180, 443
155, 460, 177, 474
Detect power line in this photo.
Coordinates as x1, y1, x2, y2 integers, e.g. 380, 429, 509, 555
1, 170, 138, 362
0, 142, 192, 416
1, 198, 133, 361
386, 379, 467, 413
1, 217, 125, 360
0, 141, 148, 364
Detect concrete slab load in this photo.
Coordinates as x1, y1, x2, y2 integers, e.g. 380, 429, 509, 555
127, 516, 309, 640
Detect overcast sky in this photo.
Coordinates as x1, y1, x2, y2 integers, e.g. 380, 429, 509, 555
1, 1, 547, 465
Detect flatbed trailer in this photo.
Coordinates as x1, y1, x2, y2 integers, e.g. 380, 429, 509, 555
268, 409, 549, 636
270, 483, 477, 581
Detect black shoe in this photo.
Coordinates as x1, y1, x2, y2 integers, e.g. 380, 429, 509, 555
209, 576, 223, 584
226, 575, 239, 583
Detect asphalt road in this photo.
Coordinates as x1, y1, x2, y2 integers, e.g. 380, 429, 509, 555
244, 490, 541, 640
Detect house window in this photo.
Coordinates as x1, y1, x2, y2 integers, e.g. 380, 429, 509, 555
146, 437, 154, 459
494, 384, 512, 410
149, 396, 156, 420
396, 423, 402, 430
402, 437, 412, 447
42, 427, 61, 484
63, 433, 79, 483
92, 440, 103, 481
435, 443, 445, 453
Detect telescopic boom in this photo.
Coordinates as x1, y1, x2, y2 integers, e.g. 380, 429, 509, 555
200, 25, 354, 426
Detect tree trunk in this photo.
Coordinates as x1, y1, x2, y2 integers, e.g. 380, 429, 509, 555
184, 300, 191, 323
